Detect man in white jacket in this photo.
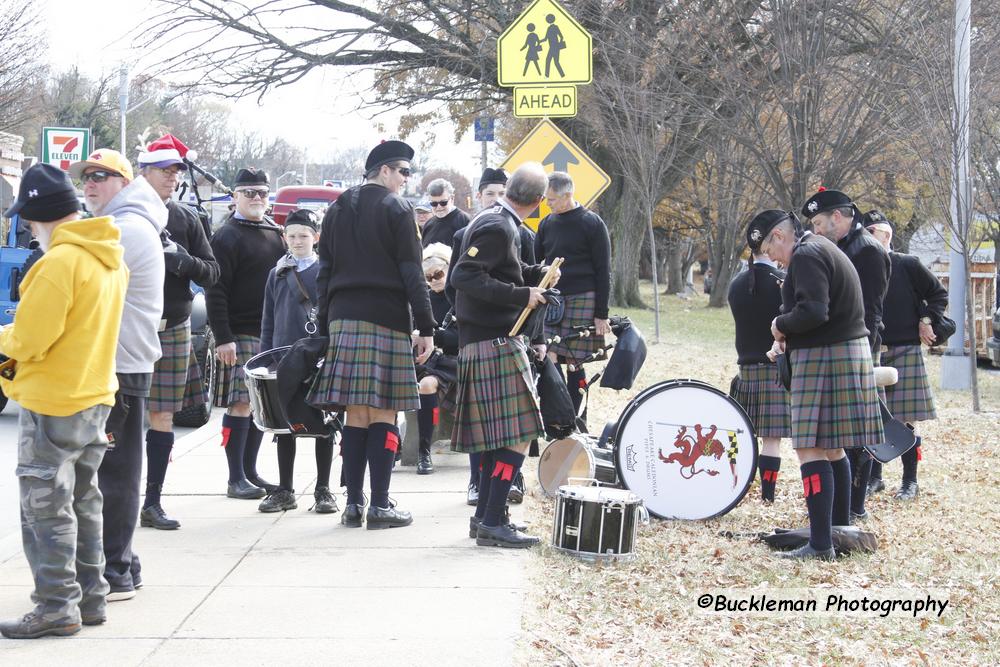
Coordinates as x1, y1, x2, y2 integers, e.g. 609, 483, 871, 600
69, 149, 166, 602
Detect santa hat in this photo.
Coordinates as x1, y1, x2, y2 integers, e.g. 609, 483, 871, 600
138, 134, 190, 170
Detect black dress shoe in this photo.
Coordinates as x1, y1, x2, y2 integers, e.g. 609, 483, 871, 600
416, 450, 434, 475
247, 475, 279, 494
311, 486, 339, 514
476, 523, 539, 549
894, 480, 919, 501
227, 479, 266, 499
507, 471, 525, 504
140, 504, 181, 530
469, 511, 528, 538
777, 543, 836, 560
366, 504, 413, 530
867, 477, 886, 495
341, 503, 364, 527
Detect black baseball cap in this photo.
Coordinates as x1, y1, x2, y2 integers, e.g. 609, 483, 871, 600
5, 163, 80, 222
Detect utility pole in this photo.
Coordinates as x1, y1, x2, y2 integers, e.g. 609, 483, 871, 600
942, 0, 973, 389
118, 65, 129, 154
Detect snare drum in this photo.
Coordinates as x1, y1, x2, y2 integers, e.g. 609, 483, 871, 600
538, 434, 618, 497
612, 379, 758, 520
552, 484, 644, 561
244, 346, 292, 434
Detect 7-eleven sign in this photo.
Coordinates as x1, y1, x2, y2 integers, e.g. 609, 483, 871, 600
41, 127, 91, 171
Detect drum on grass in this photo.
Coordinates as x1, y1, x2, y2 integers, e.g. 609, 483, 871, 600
538, 434, 618, 496
611, 379, 758, 520
552, 484, 644, 561
244, 346, 293, 434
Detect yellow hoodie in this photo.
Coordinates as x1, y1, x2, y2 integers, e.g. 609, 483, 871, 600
0, 215, 128, 416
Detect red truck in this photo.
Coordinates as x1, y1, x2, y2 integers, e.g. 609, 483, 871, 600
271, 185, 343, 226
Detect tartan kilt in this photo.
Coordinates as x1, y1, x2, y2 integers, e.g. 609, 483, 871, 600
180, 344, 207, 410
306, 319, 419, 412
148, 321, 193, 413
213, 334, 260, 408
450, 336, 544, 453
730, 363, 790, 438
545, 291, 606, 366
882, 344, 937, 422
788, 338, 884, 450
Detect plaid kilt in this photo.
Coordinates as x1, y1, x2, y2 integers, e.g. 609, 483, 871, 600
180, 344, 207, 410
882, 344, 937, 422
148, 322, 193, 413
546, 291, 606, 366
306, 320, 419, 412
450, 336, 544, 453
789, 338, 884, 450
213, 334, 260, 408
730, 363, 791, 438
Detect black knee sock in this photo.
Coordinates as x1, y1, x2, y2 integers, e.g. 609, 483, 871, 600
275, 435, 296, 491
417, 393, 438, 452
315, 436, 333, 489
474, 450, 495, 520
869, 459, 883, 482
902, 436, 921, 484
566, 367, 587, 423
848, 448, 872, 516
800, 460, 834, 551
221, 414, 251, 483
469, 452, 482, 487
341, 426, 368, 505
366, 422, 399, 508
483, 449, 525, 527
757, 455, 780, 503
143, 430, 174, 508
243, 423, 268, 483
830, 455, 852, 526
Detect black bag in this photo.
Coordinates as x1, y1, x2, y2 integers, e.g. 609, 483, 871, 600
930, 313, 957, 346
544, 291, 565, 326
761, 526, 878, 555
535, 356, 576, 439
275, 336, 338, 436
600, 319, 647, 390
864, 398, 918, 463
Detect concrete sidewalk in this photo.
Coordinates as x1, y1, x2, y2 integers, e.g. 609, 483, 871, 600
0, 415, 531, 666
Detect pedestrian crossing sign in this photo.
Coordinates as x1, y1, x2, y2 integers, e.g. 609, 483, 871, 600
497, 0, 593, 87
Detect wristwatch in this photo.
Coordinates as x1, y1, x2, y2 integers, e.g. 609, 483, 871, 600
920, 317, 932, 325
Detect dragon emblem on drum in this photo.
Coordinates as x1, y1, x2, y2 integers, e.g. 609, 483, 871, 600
658, 424, 739, 488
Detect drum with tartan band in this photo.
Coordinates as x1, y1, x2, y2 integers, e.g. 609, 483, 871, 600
729, 363, 790, 438
213, 334, 260, 408
148, 321, 197, 413
881, 344, 936, 422
545, 291, 606, 366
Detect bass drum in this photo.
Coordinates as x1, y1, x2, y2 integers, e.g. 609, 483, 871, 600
612, 379, 758, 520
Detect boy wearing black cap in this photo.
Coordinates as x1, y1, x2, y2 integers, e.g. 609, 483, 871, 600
0, 164, 128, 638
801, 188, 890, 522
862, 210, 947, 501
309, 140, 434, 529
476, 167, 507, 211
208, 167, 286, 499
727, 211, 791, 502
751, 212, 883, 559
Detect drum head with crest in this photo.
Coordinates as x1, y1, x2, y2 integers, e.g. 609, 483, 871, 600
614, 379, 758, 520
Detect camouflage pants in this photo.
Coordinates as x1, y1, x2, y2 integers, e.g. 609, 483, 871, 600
16, 404, 112, 623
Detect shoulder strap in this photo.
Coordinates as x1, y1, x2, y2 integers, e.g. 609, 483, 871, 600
289, 267, 315, 307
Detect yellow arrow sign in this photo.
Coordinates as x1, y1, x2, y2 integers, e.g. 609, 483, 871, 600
497, 0, 593, 87
500, 119, 611, 230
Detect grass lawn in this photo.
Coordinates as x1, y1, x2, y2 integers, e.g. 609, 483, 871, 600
516, 281, 1000, 666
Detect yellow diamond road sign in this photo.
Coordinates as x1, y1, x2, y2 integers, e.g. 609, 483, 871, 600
497, 0, 592, 87
500, 119, 611, 230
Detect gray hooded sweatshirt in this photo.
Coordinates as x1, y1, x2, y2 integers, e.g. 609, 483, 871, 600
96, 176, 167, 375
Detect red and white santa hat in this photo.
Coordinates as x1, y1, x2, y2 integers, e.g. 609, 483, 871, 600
138, 134, 190, 170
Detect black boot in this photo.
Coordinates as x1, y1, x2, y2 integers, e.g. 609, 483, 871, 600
417, 440, 434, 475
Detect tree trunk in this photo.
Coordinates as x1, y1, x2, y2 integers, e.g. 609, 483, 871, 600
609, 182, 647, 307
666, 242, 685, 294
709, 257, 737, 308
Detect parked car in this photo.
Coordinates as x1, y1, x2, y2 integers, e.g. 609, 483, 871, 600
271, 185, 342, 226
0, 214, 37, 413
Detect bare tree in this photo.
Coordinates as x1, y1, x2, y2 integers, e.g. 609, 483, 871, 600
0, 0, 47, 134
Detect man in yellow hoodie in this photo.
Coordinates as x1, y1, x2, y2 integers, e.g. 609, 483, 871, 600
0, 164, 128, 639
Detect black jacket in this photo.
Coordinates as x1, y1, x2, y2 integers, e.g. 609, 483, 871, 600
316, 183, 434, 336
534, 205, 612, 318
421, 207, 471, 247
261, 255, 320, 351
836, 222, 891, 350
162, 200, 219, 323
446, 204, 535, 305
775, 233, 869, 350
207, 213, 286, 344
882, 253, 949, 346
728, 261, 785, 365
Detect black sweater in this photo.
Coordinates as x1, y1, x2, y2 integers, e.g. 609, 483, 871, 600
316, 184, 434, 336
882, 253, 949, 345
446, 207, 536, 305
162, 200, 219, 323
775, 233, 870, 350
728, 261, 785, 365
533, 205, 611, 318
837, 222, 891, 349
207, 214, 286, 344
451, 210, 545, 347
421, 207, 471, 247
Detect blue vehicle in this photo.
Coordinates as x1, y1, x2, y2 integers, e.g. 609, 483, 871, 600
0, 214, 36, 412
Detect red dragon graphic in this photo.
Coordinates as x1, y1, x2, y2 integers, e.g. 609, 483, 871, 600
658, 424, 735, 484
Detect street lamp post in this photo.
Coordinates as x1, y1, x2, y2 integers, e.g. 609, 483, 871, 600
118, 65, 129, 154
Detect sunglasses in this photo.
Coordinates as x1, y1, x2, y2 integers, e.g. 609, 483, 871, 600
239, 189, 269, 199
395, 167, 412, 177
429, 200, 450, 207
81, 170, 122, 184
425, 270, 446, 282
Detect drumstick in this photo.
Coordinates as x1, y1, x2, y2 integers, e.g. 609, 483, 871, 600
509, 257, 564, 337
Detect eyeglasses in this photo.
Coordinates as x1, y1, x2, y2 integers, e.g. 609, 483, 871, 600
81, 170, 122, 184
429, 200, 450, 208
153, 166, 183, 177
395, 167, 412, 177
239, 189, 269, 200
425, 270, 446, 282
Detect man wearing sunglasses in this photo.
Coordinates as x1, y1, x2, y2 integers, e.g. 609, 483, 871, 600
68, 149, 168, 602
207, 168, 286, 501
420, 178, 471, 248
